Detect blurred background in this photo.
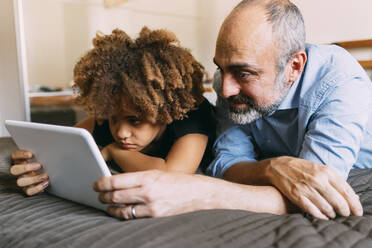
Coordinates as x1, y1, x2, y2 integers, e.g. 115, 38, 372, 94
22, 0, 372, 91
1, 0, 372, 136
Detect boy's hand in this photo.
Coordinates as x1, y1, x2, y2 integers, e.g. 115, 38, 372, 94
10, 150, 49, 196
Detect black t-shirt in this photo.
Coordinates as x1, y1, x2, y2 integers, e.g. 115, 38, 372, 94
92, 99, 216, 173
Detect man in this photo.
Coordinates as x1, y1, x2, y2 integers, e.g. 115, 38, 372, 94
11, 0, 367, 220
206, 0, 372, 220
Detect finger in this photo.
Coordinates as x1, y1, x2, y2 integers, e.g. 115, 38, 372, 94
94, 172, 150, 192
305, 187, 336, 219
11, 150, 33, 161
12, 160, 28, 164
107, 204, 149, 219
296, 195, 329, 220
17, 173, 48, 187
10, 162, 42, 176
23, 180, 49, 196
98, 187, 144, 204
330, 179, 363, 216
317, 182, 351, 217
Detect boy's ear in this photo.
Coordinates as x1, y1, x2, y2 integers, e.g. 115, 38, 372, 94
286, 50, 307, 83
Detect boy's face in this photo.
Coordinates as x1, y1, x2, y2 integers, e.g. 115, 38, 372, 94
109, 111, 165, 152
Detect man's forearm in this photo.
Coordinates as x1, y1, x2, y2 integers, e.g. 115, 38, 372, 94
216, 180, 294, 215
223, 160, 272, 185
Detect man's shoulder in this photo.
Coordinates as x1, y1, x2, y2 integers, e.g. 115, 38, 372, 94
305, 43, 369, 81
298, 44, 371, 109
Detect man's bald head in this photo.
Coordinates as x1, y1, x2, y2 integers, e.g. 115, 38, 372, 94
225, 0, 306, 71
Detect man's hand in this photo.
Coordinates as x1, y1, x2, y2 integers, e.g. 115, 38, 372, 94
264, 156, 363, 219
10, 150, 49, 196
94, 170, 223, 219
94, 170, 294, 220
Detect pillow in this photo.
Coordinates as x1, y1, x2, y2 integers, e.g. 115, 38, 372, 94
0, 137, 17, 175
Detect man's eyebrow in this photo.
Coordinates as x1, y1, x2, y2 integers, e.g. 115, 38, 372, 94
213, 58, 260, 75
230, 62, 261, 74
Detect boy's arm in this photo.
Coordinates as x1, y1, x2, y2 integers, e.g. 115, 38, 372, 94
104, 133, 208, 173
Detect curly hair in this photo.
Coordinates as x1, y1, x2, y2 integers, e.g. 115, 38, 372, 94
73, 27, 205, 124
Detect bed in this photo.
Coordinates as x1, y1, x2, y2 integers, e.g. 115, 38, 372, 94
1, 136, 372, 248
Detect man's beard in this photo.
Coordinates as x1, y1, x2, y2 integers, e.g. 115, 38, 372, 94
228, 71, 291, 124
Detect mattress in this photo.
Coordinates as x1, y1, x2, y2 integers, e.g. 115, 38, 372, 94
1, 137, 372, 248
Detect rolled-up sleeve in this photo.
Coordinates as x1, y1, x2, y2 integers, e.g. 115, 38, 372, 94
299, 78, 372, 179
206, 126, 257, 178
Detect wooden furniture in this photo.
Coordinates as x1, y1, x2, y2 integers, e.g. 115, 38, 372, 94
333, 39, 372, 69
29, 93, 85, 126
30, 95, 76, 107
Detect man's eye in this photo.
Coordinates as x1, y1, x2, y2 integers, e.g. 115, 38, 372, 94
239, 72, 250, 78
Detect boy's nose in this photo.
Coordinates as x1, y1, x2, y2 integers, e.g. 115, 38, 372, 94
116, 124, 131, 140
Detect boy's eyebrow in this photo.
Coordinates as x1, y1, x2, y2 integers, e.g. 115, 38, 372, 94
213, 58, 260, 75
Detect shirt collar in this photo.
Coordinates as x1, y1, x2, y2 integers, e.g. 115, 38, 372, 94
276, 77, 301, 110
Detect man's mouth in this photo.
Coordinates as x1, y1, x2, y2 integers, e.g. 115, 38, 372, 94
229, 101, 248, 108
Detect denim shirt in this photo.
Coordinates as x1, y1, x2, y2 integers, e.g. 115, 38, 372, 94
207, 44, 372, 179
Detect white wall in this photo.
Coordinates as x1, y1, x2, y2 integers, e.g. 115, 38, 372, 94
23, 0, 202, 89
292, 0, 372, 44
21, 0, 372, 90
199, 0, 372, 75
0, 0, 26, 137
23, 0, 67, 90
292, 0, 372, 76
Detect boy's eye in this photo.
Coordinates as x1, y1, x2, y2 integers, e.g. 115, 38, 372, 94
127, 117, 141, 125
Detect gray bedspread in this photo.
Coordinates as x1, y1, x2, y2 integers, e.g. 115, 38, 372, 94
1, 137, 372, 248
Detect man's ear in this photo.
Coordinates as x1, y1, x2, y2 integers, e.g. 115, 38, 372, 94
286, 50, 307, 83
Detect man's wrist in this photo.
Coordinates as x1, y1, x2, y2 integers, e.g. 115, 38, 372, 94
259, 158, 275, 185
223, 160, 271, 185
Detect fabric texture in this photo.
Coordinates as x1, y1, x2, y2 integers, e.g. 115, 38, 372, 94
208, 44, 372, 179
2, 137, 372, 248
93, 99, 216, 172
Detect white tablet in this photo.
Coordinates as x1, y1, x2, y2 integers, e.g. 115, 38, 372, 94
5, 120, 112, 211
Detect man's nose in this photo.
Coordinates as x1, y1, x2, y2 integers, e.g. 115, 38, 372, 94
221, 75, 241, 99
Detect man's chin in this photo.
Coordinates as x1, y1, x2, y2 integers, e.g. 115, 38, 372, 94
229, 109, 262, 125
229, 105, 251, 114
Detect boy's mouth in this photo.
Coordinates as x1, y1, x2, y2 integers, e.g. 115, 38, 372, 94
118, 142, 138, 150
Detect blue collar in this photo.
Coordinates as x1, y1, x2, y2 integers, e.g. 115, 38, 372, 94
276, 77, 301, 110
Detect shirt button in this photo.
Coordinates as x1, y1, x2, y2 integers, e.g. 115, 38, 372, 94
266, 139, 272, 143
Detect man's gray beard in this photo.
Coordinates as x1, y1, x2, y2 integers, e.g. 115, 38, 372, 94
228, 71, 291, 125
229, 106, 270, 125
